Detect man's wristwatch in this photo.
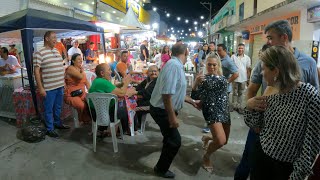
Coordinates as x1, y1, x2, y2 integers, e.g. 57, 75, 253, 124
191, 99, 196, 103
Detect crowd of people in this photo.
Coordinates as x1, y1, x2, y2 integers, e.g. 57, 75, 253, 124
29, 19, 320, 180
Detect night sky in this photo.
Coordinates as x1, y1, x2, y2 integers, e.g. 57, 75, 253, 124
145, 0, 228, 34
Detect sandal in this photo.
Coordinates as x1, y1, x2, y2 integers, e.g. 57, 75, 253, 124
202, 154, 213, 173
202, 165, 214, 173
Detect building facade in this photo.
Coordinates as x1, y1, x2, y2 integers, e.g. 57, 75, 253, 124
211, 0, 320, 67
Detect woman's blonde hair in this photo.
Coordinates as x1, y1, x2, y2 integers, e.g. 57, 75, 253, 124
260, 45, 301, 91
206, 52, 223, 76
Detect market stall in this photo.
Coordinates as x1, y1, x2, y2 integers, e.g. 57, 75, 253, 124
0, 9, 105, 126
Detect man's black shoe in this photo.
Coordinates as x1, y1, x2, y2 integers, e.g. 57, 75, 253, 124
54, 124, 70, 130
46, 130, 59, 138
154, 166, 175, 178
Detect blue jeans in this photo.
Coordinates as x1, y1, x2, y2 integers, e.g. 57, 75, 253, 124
234, 128, 258, 180
43, 87, 64, 131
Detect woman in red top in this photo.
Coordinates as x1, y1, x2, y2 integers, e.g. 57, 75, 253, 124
64, 53, 91, 124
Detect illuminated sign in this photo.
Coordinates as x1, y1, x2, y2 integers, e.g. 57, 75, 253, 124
308, 5, 320, 23
311, 41, 319, 62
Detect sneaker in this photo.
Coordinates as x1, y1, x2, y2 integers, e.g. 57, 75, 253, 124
54, 124, 70, 130
46, 130, 59, 138
202, 127, 210, 133
154, 166, 175, 178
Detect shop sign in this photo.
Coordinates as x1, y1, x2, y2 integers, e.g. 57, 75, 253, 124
126, 0, 140, 18
247, 11, 300, 40
311, 41, 319, 63
100, 0, 140, 16
100, 0, 127, 13
308, 5, 320, 23
100, 0, 149, 24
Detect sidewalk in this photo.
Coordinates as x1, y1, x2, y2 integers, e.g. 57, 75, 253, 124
0, 103, 249, 180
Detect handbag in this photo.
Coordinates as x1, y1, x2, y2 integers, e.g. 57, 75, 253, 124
70, 89, 83, 97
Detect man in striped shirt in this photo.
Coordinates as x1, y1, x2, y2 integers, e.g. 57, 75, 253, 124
34, 31, 70, 138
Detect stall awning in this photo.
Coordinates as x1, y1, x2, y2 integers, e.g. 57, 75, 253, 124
121, 7, 145, 30
0, 8, 104, 34
0, 9, 105, 119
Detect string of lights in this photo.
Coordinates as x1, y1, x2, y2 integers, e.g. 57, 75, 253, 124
149, 5, 210, 39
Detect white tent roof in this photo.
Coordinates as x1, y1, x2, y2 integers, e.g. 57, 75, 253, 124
121, 7, 145, 30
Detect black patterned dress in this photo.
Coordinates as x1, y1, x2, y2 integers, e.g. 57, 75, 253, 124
191, 74, 230, 125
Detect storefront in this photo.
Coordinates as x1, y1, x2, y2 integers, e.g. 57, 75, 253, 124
243, 11, 301, 67
219, 30, 235, 54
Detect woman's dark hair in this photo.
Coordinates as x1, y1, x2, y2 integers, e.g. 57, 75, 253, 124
71, 53, 81, 66
161, 45, 170, 54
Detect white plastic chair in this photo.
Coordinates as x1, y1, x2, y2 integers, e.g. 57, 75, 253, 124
128, 110, 136, 136
86, 93, 123, 153
135, 106, 150, 135
185, 73, 194, 87
86, 71, 97, 85
139, 114, 148, 134
114, 69, 122, 82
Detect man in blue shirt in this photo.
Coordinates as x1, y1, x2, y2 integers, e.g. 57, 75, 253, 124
234, 20, 319, 180
217, 44, 239, 93
150, 43, 200, 178
85, 42, 97, 64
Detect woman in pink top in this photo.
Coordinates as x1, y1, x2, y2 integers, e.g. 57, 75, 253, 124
161, 45, 171, 69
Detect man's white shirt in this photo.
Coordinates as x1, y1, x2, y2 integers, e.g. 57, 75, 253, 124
231, 54, 251, 82
0, 55, 20, 72
68, 47, 83, 59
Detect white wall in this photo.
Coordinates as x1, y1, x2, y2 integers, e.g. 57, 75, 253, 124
291, 8, 316, 56
0, 0, 20, 17
300, 8, 315, 41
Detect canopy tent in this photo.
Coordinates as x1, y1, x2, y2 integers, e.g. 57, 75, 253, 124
0, 8, 105, 117
121, 7, 146, 30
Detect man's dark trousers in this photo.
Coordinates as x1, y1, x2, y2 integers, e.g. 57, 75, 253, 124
150, 105, 181, 173
234, 128, 258, 180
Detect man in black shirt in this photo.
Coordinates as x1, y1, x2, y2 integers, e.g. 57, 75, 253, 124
140, 40, 149, 61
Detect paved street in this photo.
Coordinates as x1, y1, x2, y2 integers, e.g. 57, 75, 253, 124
0, 102, 249, 180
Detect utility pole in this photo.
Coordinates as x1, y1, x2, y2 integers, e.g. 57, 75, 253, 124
200, 2, 212, 42
92, 0, 98, 21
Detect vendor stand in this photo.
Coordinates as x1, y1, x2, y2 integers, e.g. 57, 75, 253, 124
0, 9, 105, 126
